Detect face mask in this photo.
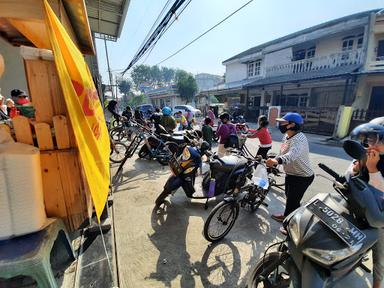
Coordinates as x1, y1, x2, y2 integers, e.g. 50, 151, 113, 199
278, 124, 288, 134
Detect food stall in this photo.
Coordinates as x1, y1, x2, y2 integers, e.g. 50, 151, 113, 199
0, 0, 109, 231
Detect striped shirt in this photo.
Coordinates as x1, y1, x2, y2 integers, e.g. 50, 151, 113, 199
277, 132, 313, 177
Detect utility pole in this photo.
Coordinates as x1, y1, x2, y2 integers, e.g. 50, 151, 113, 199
104, 37, 115, 99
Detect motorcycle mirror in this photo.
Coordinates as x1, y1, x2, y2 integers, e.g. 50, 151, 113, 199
343, 140, 366, 161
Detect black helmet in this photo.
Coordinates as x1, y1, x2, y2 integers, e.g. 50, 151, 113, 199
350, 122, 384, 147
258, 115, 269, 127
219, 112, 230, 121
200, 141, 211, 155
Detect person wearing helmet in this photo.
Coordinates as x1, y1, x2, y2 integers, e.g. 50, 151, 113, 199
266, 112, 314, 234
105, 100, 121, 126
247, 115, 272, 159
160, 106, 176, 133
216, 112, 237, 157
349, 117, 384, 288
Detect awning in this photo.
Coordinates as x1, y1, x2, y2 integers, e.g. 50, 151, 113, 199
86, 0, 131, 41
0, 0, 95, 54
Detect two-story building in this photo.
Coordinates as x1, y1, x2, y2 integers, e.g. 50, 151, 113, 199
200, 9, 384, 135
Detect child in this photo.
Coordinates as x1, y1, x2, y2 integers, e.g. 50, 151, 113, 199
247, 115, 272, 159
202, 117, 213, 147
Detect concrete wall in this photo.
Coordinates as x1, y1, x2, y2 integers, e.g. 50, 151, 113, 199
225, 62, 247, 82
264, 47, 292, 67
0, 38, 28, 97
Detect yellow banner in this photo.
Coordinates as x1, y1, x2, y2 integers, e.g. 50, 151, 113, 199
44, 0, 110, 221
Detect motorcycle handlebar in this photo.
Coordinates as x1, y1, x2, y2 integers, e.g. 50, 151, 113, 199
318, 163, 343, 183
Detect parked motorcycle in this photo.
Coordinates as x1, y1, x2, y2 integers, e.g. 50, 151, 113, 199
139, 127, 201, 160
247, 140, 384, 288
155, 147, 255, 209
203, 157, 279, 242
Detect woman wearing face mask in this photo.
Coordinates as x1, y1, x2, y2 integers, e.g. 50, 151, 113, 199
349, 117, 384, 288
266, 112, 314, 234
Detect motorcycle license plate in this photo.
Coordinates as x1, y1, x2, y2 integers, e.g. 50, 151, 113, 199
307, 199, 366, 247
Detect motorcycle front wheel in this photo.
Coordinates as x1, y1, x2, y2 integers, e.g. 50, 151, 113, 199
247, 252, 291, 288
203, 200, 239, 242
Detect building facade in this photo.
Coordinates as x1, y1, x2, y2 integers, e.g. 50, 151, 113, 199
199, 9, 384, 135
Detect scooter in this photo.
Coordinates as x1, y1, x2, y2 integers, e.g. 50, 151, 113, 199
155, 146, 254, 209
247, 140, 384, 288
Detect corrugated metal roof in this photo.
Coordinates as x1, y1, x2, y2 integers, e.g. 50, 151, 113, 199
86, 0, 131, 41
200, 78, 255, 93
223, 9, 379, 64
245, 65, 361, 87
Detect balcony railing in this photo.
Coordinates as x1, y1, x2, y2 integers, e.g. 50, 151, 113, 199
367, 55, 384, 71
265, 49, 364, 77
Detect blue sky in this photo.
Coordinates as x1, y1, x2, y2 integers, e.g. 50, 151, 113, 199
95, 0, 383, 83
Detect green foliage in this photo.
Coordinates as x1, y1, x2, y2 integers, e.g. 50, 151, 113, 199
131, 64, 176, 89
176, 70, 198, 103
118, 79, 132, 97
131, 65, 152, 88
210, 95, 219, 103
161, 67, 175, 83
128, 94, 146, 106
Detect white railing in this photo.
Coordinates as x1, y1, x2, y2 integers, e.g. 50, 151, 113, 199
265, 49, 364, 77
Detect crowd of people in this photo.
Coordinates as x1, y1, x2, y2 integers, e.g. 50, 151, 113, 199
0, 89, 35, 120
105, 99, 384, 288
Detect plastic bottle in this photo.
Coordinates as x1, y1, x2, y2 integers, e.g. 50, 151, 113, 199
207, 178, 216, 198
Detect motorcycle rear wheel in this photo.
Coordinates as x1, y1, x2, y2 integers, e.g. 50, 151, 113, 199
155, 189, 171, 207
203, 201, 239, 242
247, 252, 291, 288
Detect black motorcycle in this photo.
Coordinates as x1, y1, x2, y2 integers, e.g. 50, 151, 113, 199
155, 148, 256, 209
247, 140, 384, 288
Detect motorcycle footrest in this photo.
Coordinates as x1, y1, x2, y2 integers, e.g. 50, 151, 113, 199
360, 263, 372, 273
261, 202, 268, 207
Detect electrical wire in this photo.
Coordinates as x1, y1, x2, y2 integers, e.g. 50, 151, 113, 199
122, 0, 192, 74
156, 0, 254, 65
140, 0, 192, 65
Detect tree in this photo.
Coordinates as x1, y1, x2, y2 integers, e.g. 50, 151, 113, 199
131, 64, 151, 88
150, 65, 161, 85
118, 79, 132, 97
128, 94, 146, 106
161, 66, 175, 83
176, 70, 198, 104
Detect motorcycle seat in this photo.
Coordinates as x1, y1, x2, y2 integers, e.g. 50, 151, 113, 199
210, 155, 248, 172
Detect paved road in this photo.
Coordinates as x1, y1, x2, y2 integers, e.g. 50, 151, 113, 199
111, 130, 373, 288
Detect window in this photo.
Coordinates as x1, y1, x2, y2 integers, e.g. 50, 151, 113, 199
247, 60, 261, 77
357, 34, 364, 49
248, 62, 254, 77
292, 46, 316, 61
293, 49, 306, 61
299, 96, 308, 107
306, 46, 316, 58
342, 38, 354, 51
254, 60, 261, 76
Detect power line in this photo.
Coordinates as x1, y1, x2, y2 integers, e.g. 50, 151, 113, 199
156, 0, 254, 66
140, 0, 192, 65
122, 0, 192, 74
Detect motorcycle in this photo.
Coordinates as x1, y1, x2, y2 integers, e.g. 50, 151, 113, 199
139, 127, 201, 160
155, 146, 255, 209
203, 157, 280, 242
247, 140, 384, 288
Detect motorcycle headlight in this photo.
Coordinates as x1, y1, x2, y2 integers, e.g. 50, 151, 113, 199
287, 212, 301, 246
303, 244, 362, 266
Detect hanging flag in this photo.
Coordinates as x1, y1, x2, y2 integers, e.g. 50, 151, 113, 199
43, 0, 110, 221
